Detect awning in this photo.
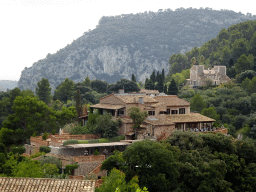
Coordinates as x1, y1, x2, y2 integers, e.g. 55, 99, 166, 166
90, 104, 125, 110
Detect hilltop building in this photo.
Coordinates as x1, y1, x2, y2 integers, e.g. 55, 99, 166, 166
187, 65, 230, 86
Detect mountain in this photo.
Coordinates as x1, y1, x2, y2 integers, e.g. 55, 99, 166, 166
17, 7, 256, 94
0, 80, 18, 91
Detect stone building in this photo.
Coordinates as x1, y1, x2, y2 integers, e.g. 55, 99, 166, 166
187, 65, 230, 86
90, 89, 219, 140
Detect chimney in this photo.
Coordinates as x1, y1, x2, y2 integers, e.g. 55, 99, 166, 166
138, 96, 144, 104
118, 89, 124, 94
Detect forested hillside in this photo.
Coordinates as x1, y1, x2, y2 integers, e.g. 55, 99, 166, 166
17, 8, 255, 94
168, 19, 256, 78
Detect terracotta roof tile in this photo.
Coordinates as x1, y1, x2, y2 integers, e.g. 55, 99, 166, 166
166, 112, 215, 123
114, 95, 158, 104
154, 95, 190, 106
90, 103, 125, 110
139, 89, 160, 94
0, 177, 95, 192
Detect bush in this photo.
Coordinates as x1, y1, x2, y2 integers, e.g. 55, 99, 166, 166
10, 146, 26, 155
42, 132, 48, 140
94, 149, 100, 155
39, 155, 62, 169
65, 163, 79, 175
39, 146, 51, 153
32, 133, 36, 137
78, 140, 89, 144
52, 129, 56, 135
63, 139, 78, 146
29, 152, 46, 159
88, 139, 99, 144
70, 125, 90, 135
0, 143, 7, 158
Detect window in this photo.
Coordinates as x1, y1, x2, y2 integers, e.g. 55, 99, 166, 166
179, 108, 185, 114
167, 109, 170, 114
148, 111, 155, 116
171, 110, 178, 114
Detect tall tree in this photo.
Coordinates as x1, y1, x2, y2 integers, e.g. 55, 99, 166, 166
168, 79, 178, 95
162, 69, 165, 82
131, 73, 136, 83
150, 70, 156, 84
191, 57, 197, 65
190, 93, 207, 113
128, 107, 148, 138
36, 78, 51, 104
83, 76, 91, 87
157, 76, 164, 93
145, 79, 154, 90
53, 78, 75, 103
75, 89, 82, 123
164, 84, 167, 94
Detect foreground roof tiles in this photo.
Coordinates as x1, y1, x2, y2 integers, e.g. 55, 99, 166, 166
166, 112, 215, 123
0, 177, 95, 192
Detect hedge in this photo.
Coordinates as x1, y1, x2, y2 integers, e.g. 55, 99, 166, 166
63, 139, 78, 146
77, 135, 125, 144
39, 146, 51, 153
11, 146, 26, 155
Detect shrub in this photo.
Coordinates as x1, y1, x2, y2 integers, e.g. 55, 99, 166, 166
29, 152, 46, 159
39, 155, 62, 169
42, 132, 48, 140
0, 143, 7, 158
32, 133, 36, 137
70, 125, 90, 135
93, 149, 100, 155
63, 139, 78, 146
65, 163, 79, 175
78, 140, 89, 144
52, 129, 56, 135
10, 146, 26, 155
39, 146, 51, 153
88, 139, 99, 144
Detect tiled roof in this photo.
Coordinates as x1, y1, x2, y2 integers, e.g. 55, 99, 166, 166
139, 89, 160, 94
166, 112, 215, 123
0, 177, 95, 192
144, 118, 175, 126
154, 95, 190, 106
90, 103, 125, 110
114, 95, 158, 104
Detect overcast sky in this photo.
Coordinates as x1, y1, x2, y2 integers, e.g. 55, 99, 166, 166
1, 0, 255, 81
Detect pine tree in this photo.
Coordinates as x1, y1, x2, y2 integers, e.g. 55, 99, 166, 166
168, 79, 178, 95
36, 78, 52, 104
131, 73, 136, 83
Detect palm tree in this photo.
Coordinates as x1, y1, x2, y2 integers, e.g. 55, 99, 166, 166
191, 57, 196, 65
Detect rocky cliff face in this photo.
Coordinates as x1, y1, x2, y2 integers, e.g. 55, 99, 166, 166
17, 8, 256, 94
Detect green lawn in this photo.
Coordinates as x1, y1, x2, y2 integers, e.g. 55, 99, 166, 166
77, 135, 125, 144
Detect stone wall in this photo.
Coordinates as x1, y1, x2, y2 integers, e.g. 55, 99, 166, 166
75, 161, 103, 176
24, 144, 40, 156
73, 155, 105, 163
30, 136, 50, 147
50, 134, 100, 147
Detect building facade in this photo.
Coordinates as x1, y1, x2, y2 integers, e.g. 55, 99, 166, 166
187, 65, 230, 86
90, 89, 217, 140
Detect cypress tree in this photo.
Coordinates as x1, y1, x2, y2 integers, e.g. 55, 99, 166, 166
164, 84, 167, 94
168, 79, 178, 95
162, 69, 165, 82
150, 70, 156, 84
131, 73, 136, 83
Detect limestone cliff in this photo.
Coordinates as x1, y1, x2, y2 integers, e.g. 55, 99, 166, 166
17, 8, 256, 94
